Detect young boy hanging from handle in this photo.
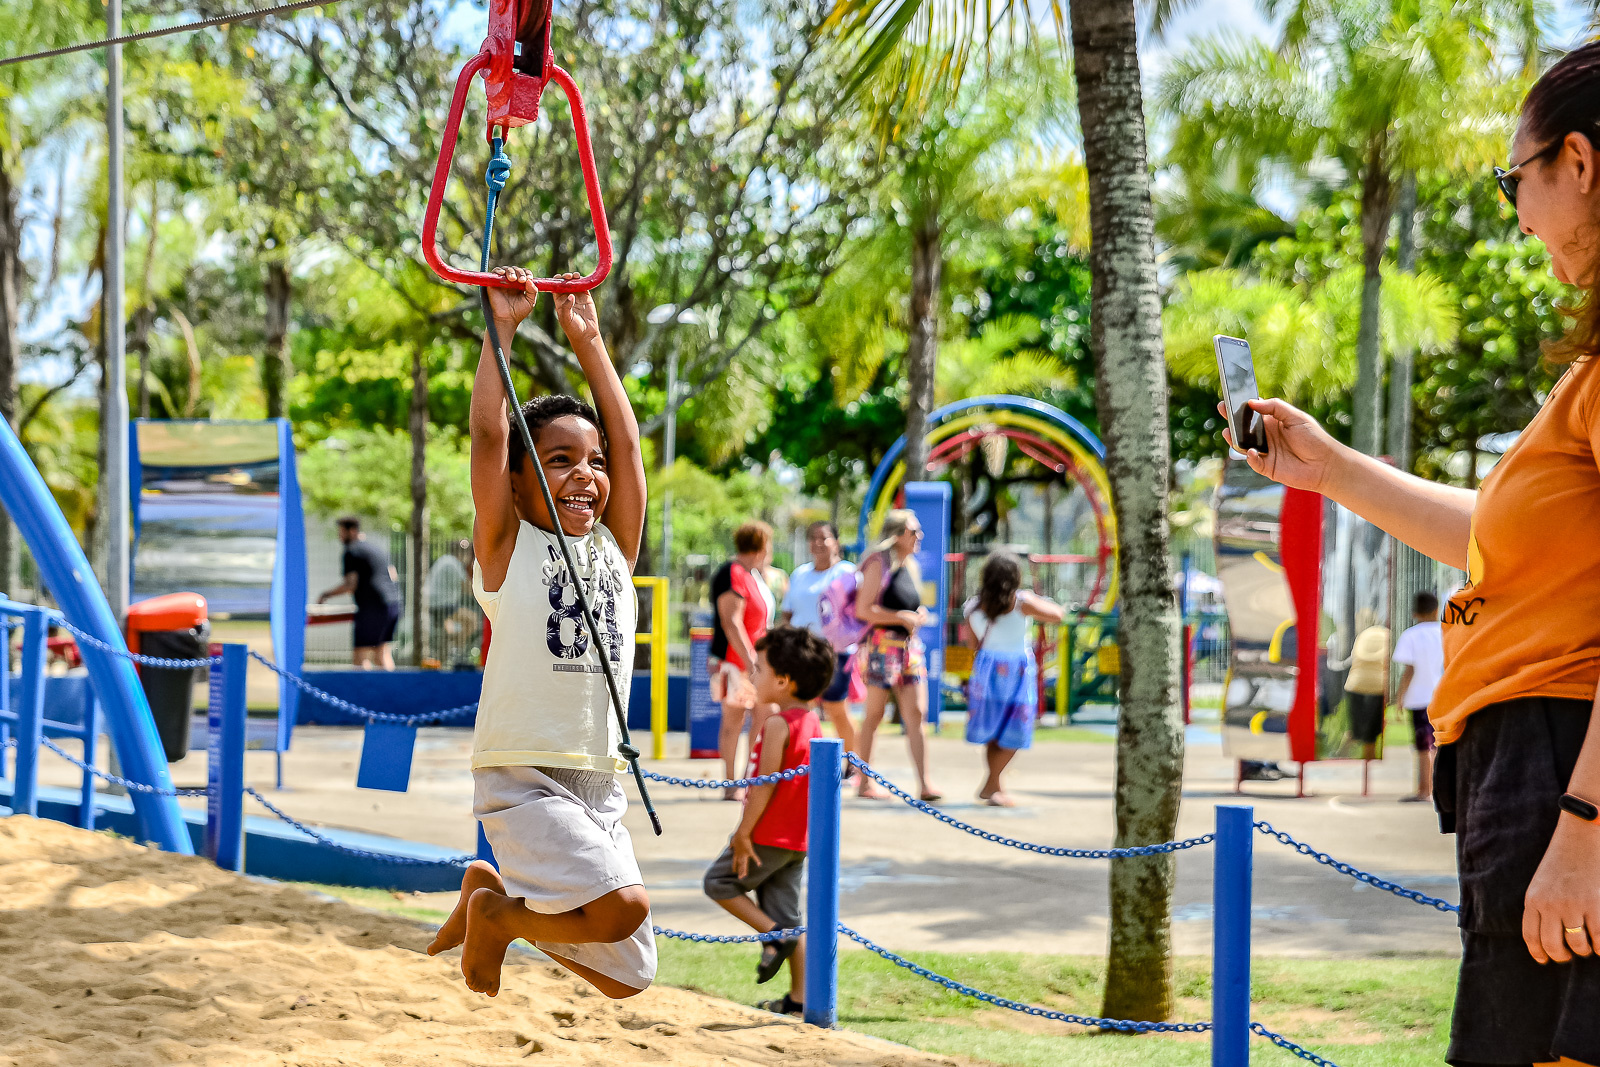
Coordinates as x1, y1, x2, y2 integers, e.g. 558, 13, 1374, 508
427, 266, 654, 1000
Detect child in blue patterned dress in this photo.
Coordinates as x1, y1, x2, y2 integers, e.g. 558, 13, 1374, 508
962, 551, 1065, 807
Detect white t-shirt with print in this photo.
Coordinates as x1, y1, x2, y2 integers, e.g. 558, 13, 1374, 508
472, 521, 635, 773
781, 559, 857, 639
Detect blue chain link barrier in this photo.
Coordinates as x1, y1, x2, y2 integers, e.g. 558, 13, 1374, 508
848, 754, 1216, 858
1251, 1022, 1343, 1066
39, 736, 208, 797
244, 787, 474, 867
654, 924, 805, 943
249, 651, 479, 727
54, 617, 219, 669
643, 765, 810, 790
1254, 820, 1459, 913
838, 923, 1212, 1034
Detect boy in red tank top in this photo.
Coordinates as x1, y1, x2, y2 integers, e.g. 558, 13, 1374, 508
702, 625, 835, 1017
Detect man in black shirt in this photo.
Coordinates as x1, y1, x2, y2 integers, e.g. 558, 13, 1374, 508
317, 516, 403, 669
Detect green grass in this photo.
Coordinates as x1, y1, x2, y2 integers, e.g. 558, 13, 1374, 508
304, 881, 1455, 1067
1030, 724, 1117, 743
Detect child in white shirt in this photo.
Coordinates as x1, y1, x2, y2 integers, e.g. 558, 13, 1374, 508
426, 266, 652, 1000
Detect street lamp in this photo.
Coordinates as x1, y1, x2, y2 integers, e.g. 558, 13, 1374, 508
646, 304, 705, 579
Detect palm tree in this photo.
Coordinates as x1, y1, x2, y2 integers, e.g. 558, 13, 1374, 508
810, 58, 1081, 477
1158, 0, 1529, 454
821, 0, 1186, 1022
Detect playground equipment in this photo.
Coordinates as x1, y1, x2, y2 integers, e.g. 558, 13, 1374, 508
1214, 460, 1391, 792
855, 396, 1119, 724
131, 418, 306, 784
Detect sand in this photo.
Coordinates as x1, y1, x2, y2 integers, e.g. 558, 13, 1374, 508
0, 817, 963, 1067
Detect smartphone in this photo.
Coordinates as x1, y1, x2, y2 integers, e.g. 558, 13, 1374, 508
1213, 334, 1268, 454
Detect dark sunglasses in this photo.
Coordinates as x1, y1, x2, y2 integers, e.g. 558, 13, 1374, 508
1495, 137, 1564, 207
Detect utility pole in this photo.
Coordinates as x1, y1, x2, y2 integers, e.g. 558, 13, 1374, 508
105, 0, 130, 621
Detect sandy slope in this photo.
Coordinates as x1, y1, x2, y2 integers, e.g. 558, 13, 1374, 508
0, 817, 964, 1067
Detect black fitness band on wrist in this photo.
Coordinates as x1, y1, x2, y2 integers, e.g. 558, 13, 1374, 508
1559, 793, 1600, 822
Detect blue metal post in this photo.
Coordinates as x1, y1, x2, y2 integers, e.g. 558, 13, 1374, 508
476, 822, 498, 869
11, 609, 47, 817
903, 482, 951, 728
206, 643, 247, 871
1213, 804, 1254, 1067
78, 698, 100, 829
805, 736, 843, 1028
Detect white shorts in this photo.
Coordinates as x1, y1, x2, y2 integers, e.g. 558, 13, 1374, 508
472, 765, 656, 989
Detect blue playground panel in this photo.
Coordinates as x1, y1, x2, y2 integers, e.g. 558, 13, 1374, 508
293, 669, 688, 732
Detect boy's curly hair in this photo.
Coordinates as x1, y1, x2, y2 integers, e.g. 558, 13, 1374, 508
507, 394, 606, 473
755, 625, 836, 703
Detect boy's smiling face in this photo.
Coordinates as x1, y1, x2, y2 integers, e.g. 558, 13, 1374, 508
512, 414, 610, 537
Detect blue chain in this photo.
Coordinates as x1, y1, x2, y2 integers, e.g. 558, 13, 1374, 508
39, 736, 208, 797
53, 618, 218, 669
654, 924, 805, 943
249, 651, 479, 727
837, 924, 1212, 1034
1250, 1022, 1343, 1066
848, 755, 1215, 858
244, 787, 474, 867
1253, 821, 1459, 913
643, 765, 810, 790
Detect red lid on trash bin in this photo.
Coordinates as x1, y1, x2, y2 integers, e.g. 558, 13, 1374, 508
126, 592, 208, 633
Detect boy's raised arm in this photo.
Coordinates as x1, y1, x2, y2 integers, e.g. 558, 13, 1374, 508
471, 267, 540, 592
553, 273, 647, 571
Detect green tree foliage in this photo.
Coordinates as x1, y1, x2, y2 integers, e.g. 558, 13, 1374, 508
298, 427, 473, 538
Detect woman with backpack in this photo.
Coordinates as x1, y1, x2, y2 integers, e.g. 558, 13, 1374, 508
963, 551, 1065, 807
853, 510, 941, 801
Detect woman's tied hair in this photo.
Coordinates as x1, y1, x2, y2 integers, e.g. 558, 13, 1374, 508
507, 394, 605, 473
1521, 41, 1600, 365
755, 625, 837, 702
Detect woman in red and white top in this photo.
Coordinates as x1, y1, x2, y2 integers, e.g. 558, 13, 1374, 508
710, 521, 778, 800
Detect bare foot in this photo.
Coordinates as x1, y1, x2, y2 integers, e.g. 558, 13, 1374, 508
428, 860, 505, 956
461, 886, 522, 996
856, 782, 888, 799
983, 792, 1016, 807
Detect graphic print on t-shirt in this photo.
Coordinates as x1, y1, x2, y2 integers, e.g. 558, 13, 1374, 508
542, 539, 625, 668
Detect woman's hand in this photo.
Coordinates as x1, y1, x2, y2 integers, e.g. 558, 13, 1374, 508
898, 608, 929, 631
1522, 817, 1600, 963
1218, 398, 1344, 495
553, 272, 601, 346
486, 266, 539, 329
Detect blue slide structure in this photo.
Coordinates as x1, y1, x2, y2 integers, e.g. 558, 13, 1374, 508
0, 418, 192, 853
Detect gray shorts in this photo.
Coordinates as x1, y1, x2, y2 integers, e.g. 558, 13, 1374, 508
702, 841, 806, 929
473, 765, 656, 989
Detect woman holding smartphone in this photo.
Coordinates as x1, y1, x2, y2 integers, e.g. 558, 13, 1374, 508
1229, 44, 1600, 1064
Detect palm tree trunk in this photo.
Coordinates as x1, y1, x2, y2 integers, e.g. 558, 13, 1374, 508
1070, 0, 1184, 1024
263, 257, 292, 419
409, 345, 429, 667
903, 209, 941, 478
1353, 153, 1395, 456
171, 306, 202, 416
1386, 171, 1418, 470
0, 155, 21, 596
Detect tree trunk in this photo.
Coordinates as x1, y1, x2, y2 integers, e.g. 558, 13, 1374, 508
0, 155, 21, 597
409, 344, 428, 667
1070, 0, 1185, 1024
903, 209, 941, 479
1386, 171, 1418, 471
171, 306, 203, 416
263, 258, 292, 419
1353, 152, 1395, 456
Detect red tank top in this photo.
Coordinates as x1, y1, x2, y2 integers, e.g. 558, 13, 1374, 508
749, 706, 822, 851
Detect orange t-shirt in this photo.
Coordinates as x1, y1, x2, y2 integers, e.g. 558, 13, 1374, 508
1432, 358, 1600, 745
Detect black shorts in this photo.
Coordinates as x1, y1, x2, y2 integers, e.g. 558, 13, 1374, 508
703, 842, 806, 929
819, 652, 852, 703
1346, 691, 1386, 743
1410, 706, 1435, 752
1435, 696, 1600, 1065
353, 601, 401, 647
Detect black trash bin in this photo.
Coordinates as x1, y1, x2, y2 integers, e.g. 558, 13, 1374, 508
137, 626, 208, 762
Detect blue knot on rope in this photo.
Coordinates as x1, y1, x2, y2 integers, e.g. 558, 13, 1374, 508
485, 137, 511, 193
